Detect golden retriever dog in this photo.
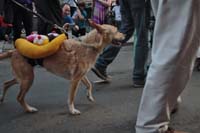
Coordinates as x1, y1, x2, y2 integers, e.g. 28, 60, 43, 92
0, 20, 124, 115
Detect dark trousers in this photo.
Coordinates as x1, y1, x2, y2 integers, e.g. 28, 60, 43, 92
34, 0, 62, 35
13, 4, 33, 41
132, 7, 148, 81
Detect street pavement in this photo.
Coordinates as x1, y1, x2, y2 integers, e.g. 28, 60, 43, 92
0, 42, 200, 133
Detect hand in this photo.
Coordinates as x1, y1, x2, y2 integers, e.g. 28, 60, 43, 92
112, 39, 123, 46
74, 25, 79, 31
63, 23, 70, 30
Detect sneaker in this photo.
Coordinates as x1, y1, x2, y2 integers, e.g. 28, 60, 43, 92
91, 66, 111, 81
165, 127, 189, 133
132, 80, 145, 88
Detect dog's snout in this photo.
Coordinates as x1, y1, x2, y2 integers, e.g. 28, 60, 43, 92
120, 33, 125, 40
115, 32, 125, 41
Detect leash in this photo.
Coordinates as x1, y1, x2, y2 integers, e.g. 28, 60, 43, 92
11, 0, 68, 34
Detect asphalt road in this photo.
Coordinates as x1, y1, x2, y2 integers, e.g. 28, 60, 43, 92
0, 46, 200, 133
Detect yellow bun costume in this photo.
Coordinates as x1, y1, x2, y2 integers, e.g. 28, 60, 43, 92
15, 34, 67, 59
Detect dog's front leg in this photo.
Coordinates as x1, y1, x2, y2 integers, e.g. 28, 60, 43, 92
68, 79, 81, 115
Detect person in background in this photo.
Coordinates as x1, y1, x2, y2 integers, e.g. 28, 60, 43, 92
91, 0, 149, 88
34, 0, 62, 35
135, 0, 199, 133
92, 0, 111, 24
111, 0, 121, 29
0, 15, 12, 41
62, 3, 79, 36
62, 0, 77, 17
72, 1, 87, 37
62, 3, 74, 24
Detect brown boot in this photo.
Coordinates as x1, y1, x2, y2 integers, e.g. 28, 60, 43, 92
165, 128, 189, 133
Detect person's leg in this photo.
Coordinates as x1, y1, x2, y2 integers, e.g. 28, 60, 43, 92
150, 0, 159, 17
22, 5, 33, 36
35, 0, 62, 34
37, 19, 49, 35
92, 45, 121, 80
132, 7, 149, 87
95, 45, 121, 70
0, 27, 4, 40
13, 5, 23, 41
92, 0, 134, 80
34, 0, 48, 35
136, 0, 199, 132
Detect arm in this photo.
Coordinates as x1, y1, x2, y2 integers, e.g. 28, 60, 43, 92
119, 0, 134, 43
73, 9, 85, 20
97, 0, 111, 7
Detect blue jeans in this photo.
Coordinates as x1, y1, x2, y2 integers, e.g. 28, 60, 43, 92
95, 45, 121, 70
132, 7, 149, 81
95, 3, 149, 81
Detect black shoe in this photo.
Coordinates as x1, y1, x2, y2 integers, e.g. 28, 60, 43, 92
91, 66, 111, 81
165, 127, 188, 133
132, 80, 145, 88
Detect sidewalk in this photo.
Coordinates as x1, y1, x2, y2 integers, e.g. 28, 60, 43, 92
0, 41, 14, 52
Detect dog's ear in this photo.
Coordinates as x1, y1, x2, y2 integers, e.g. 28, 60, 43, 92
88, 19, 104, 33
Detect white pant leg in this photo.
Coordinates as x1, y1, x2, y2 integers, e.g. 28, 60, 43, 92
150, 0, 158, 17
135, 0, 200, 133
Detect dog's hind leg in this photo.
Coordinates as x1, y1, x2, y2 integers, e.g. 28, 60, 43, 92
17, 79, 38, 113
0, 78, 18, 103
68, 79, 81, 115
81, 76, 95, 102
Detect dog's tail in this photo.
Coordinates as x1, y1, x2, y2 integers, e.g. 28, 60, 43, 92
0, 50, 15, 60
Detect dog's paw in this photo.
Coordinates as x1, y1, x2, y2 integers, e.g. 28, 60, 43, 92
87, 95, 95, 102
26, 106, 38, 113
70, 108, 81, 115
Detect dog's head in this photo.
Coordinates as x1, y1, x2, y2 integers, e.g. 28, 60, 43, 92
88, 19, 125, 45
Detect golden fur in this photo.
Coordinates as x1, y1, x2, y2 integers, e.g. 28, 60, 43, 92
0, 20, 124, 115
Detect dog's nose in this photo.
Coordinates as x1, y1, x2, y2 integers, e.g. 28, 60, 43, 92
119, 33, 125, 40
122, 33, 125, 40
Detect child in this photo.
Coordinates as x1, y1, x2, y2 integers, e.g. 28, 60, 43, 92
72, 1, 87, 37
